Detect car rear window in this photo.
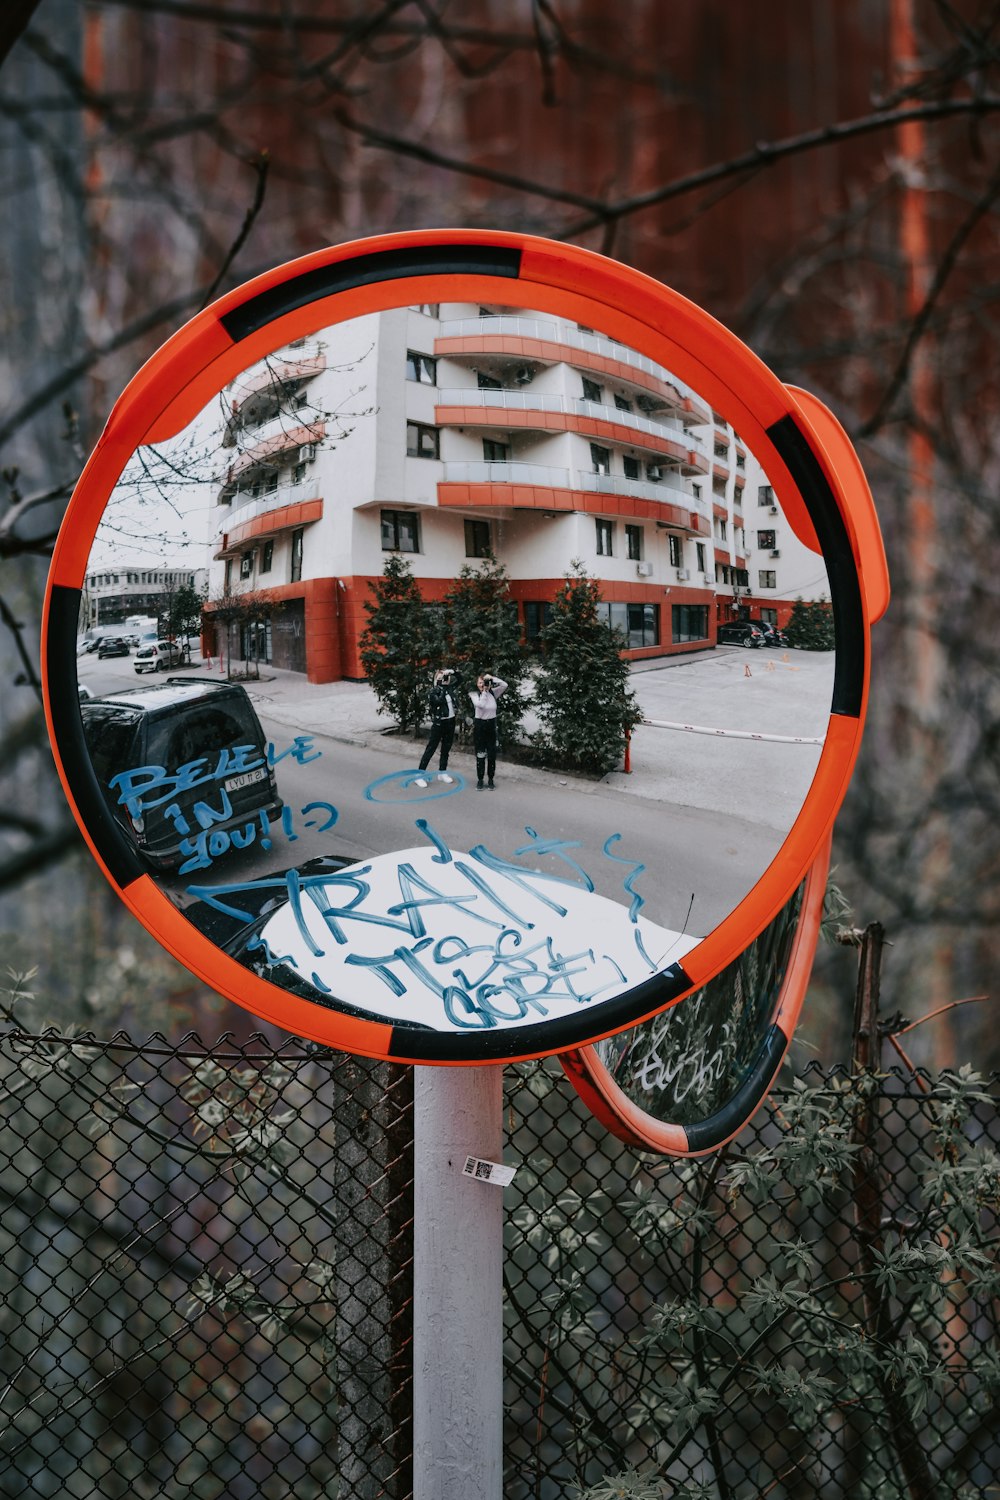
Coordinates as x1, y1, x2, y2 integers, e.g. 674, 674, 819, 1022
145, 699, 264, 767
81, 704, 142, 783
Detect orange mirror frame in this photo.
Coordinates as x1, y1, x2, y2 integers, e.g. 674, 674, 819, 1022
43, 230, 887, 1065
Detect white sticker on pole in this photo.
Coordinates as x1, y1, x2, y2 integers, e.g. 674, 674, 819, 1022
462, 1155, 517, 1187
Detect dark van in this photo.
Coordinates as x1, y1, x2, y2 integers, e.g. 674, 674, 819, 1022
80, 678, 283, 869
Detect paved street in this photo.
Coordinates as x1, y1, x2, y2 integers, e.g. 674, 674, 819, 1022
78, 644, 835, 942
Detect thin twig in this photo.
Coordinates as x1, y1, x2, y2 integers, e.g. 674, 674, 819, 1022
860, 156, 1000, 436
199, 149, 270, 310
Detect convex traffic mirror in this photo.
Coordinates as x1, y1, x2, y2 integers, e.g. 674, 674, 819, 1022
43, 231, 888, 1064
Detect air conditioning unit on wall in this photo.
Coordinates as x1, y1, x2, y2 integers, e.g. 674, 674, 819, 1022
299, 444, 316, 462
636, 561, 653, 577
676, 568, 690, 581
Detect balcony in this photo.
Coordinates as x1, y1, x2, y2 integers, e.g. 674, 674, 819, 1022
435, 388, 709, 468
439, 461, 709, 533
435, 317, 712, 424
214, 477, 322, 542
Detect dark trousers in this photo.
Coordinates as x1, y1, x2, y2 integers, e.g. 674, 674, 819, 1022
419, 717, 455, 771
473, 719, 498, 783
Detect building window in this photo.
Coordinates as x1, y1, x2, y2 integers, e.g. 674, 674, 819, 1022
465, 519, 492, 558
759, 484, 774, 506
626, 525, 643, 561
290, 529, 304, 582
482, 438, 509, 461
582, 377, 603, 402
623, 455, 640, 480
758, 570, 777, 589
260, 540, 274, 574
406, 422, 440, 459
590, 443, 611, 475
524, 601, 554, 645
381, 510, 420, 553
604, 602, 660, 648
668, 535, 682, 568
293, 461, 306, 484
672, 604, 709, 643
614, 394, 633, 413
477, 371, 503, 390
406, 350, 437, 384
696, 542, 706, 572
734, 568, 749, 588
646, 462, 663, 482
718, 518, 728, 541
757, 529, 776, 550
223, 561, 232, 592
760, 608, 778, 627
240, 551, 254, 580
721, 564, 732, 585
264, 469, 278, 493
596, 518, 613, 556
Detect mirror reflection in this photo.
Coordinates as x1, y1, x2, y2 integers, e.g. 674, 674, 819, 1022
590, 876, 805, 1126
75, 298, 835, 1035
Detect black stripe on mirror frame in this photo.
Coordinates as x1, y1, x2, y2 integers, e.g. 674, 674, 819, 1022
386, 962, 694, 1061
682, 1022, 788, 1153
46, 585, 146, 889
765, 414, 865, 719
220, 244, 524, 343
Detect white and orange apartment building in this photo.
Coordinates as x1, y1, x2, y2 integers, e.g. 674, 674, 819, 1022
203, 304, 827, 682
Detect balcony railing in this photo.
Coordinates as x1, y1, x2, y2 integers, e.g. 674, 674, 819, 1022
577, 469, 703, 511
441, 460, 571, 488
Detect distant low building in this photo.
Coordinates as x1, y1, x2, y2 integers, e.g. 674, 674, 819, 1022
81, 567, 208, 631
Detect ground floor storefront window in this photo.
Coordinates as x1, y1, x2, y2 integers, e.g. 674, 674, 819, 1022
604, 601, 660, 648
672, 603, 709, 643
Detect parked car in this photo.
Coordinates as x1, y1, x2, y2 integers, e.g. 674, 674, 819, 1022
134, 639, 185, 673
79, 678, 283, 869
750, 620, 790, 648
717, 622, 764, 648
97, 636, 130, 658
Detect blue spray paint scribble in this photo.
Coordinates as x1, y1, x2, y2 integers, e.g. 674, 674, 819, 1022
601, 833, 647, 923
363, 769, 465, 804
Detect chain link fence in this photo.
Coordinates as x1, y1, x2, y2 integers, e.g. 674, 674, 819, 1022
0, 1026, 997, 1498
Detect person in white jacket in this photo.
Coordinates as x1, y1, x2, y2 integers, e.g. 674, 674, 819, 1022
468, 672, 507, 790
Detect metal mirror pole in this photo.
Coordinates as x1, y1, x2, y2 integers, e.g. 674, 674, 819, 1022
413, 1064, 504, 1500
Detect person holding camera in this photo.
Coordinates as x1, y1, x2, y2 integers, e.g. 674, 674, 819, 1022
414, 668, 458, 786
469, 672, 507, 790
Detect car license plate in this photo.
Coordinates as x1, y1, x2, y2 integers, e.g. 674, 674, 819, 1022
226, 769, 268, 793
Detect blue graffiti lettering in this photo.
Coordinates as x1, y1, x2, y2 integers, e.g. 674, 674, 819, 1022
602, 833, 647, 923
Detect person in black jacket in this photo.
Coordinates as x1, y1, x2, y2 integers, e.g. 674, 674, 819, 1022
414, 668, 458, 786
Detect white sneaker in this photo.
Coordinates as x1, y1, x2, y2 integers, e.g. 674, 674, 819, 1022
413, 777, 428, 788
437, 773, 454, 783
